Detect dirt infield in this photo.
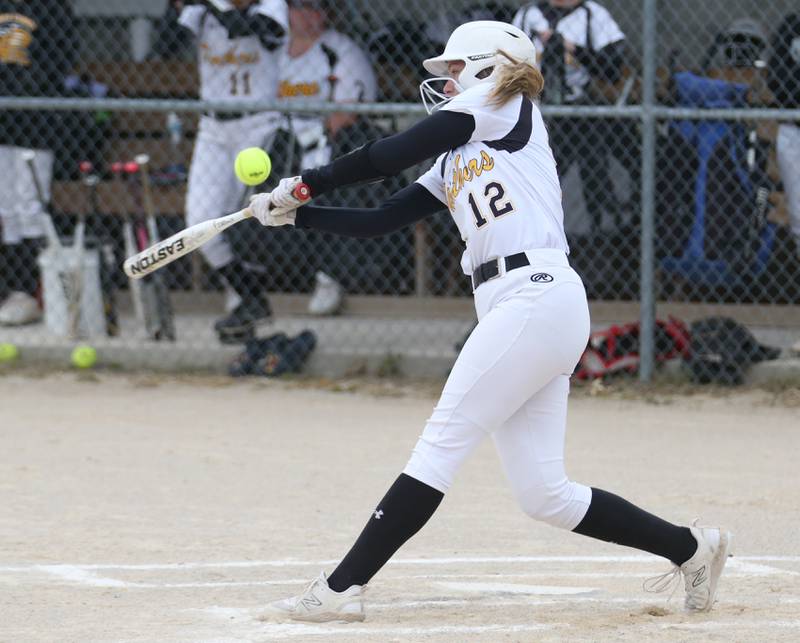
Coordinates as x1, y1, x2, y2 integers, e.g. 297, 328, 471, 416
1, 373, 799, 642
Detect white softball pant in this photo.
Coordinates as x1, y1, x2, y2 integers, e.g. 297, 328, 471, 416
403, 249, 593, 531
777, 123, 800, 253
0, 146, 52, 244
185, 112, 280, 268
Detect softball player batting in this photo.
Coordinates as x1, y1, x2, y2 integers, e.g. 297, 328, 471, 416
177, 0, 287, 342
250, 21, 731, 622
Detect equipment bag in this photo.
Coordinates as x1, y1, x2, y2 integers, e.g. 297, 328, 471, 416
682, 316, 780, 385
574, 316, 691, 380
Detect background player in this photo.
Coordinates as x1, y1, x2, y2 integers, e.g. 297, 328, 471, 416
276, 0, 377, 315
175, 0, 287, 342
513, 0, 628, 234
248, 21, 731, 623
0, 0, 76, 326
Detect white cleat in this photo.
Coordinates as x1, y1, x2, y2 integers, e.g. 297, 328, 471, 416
262, 572, 366, 623
308, 271, 344, 316
645, 522, 732, 612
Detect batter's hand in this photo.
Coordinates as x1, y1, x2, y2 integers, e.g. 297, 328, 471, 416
270, 176, 312, 215
249, 192, 297, 227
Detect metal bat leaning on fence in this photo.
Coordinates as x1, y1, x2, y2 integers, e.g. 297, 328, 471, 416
132, 154, 176, 341
123, 183, 311, 279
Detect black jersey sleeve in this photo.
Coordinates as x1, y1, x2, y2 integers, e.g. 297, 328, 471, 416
574, 40, 627, 84
207, 5, 286, 50
301, 110, 475, 197
295, 183, 445, 238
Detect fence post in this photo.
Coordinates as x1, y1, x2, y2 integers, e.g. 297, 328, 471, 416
639, 0, 658, 382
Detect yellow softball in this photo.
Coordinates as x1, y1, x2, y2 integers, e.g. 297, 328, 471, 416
234, 147, 272, 186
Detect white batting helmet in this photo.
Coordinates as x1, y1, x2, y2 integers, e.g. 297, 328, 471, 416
420, 21, 536, 113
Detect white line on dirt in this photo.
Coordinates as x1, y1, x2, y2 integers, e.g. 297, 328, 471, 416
35, 565, 130, 588
662, 621, 800, 631
2, 554, 797, 573
436, 581, 597, 595
244, 622, 557, 638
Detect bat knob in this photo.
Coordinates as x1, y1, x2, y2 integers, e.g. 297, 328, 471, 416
293, 183, 312, 202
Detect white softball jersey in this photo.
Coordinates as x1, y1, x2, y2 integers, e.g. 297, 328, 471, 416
416, 82, 569, 279
277, 30, 377, 165
179, 0, 289, 103
512, 1, 625, 102
278, 30, 377, 106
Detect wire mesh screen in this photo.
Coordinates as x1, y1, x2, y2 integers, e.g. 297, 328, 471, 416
0, 0, 798, 376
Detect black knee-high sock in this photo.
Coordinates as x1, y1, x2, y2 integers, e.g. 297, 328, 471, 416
327, 474, 444, 592
573, 488, 698, 566
217, 260, 265, 302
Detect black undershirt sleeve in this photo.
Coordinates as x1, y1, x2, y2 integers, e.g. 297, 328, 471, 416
301, 110, 475, 197
295, 182, 445, 238
207, 6, 286, 50
574, 41, 627, 85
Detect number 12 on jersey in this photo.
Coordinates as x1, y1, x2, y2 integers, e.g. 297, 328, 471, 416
468, 181, 516, 228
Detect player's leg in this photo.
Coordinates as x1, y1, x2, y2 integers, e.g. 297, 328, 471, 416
0, 147, 50, 325
214, 117, 286, 341
776, 123, 800, 356
493, 373, 730, 611
777, 123, 800, 259
264, 279, 591, 621
186, 119, 271, 342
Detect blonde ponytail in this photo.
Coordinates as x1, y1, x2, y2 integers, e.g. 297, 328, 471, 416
488, 50, 544, 107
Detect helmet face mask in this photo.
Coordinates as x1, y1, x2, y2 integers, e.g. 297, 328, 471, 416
419, 76, 458, 114
418, 21, 535, 113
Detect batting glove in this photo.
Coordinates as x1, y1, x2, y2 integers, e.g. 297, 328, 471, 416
249, 192, 297, 227
269, 176, 311, 215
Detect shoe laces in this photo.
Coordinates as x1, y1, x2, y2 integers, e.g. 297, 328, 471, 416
290, 575, 325, 609
643, 565, 682, 602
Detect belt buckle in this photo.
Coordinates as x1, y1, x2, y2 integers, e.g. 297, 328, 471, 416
485, 255, 503, 282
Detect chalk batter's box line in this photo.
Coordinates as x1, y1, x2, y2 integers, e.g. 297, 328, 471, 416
3, 554, 799, 573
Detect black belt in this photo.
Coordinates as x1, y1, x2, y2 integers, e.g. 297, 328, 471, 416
472, 252, 530, 290
204, 111, 250, 121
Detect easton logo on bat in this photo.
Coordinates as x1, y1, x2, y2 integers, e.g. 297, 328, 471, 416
128, 238, 187, 274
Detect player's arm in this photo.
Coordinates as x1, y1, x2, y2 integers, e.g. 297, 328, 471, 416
200, 0, 286, 50
301, 110, 475, 197
574, 40, 627, 85
293, 183, 445, 239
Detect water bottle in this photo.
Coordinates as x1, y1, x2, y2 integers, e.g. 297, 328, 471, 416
166, 111, 186, 181
167, 111, 183, 149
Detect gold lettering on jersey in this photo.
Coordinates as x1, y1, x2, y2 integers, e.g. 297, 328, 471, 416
278, 80, 321, 98
200, 43, 260, 66
445, 151, 495, 211
0, 14, 37, 66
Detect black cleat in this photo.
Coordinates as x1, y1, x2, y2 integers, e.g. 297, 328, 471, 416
215, 297, 272, 344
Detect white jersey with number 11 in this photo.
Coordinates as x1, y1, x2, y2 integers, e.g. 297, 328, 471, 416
179, 0, 288, 102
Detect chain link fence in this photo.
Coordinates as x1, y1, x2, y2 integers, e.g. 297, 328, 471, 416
1, 0, 798, 378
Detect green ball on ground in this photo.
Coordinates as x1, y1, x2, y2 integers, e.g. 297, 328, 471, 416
71, 344, 97, 369
0, 343, 19, 363
234, 147, 272, 186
